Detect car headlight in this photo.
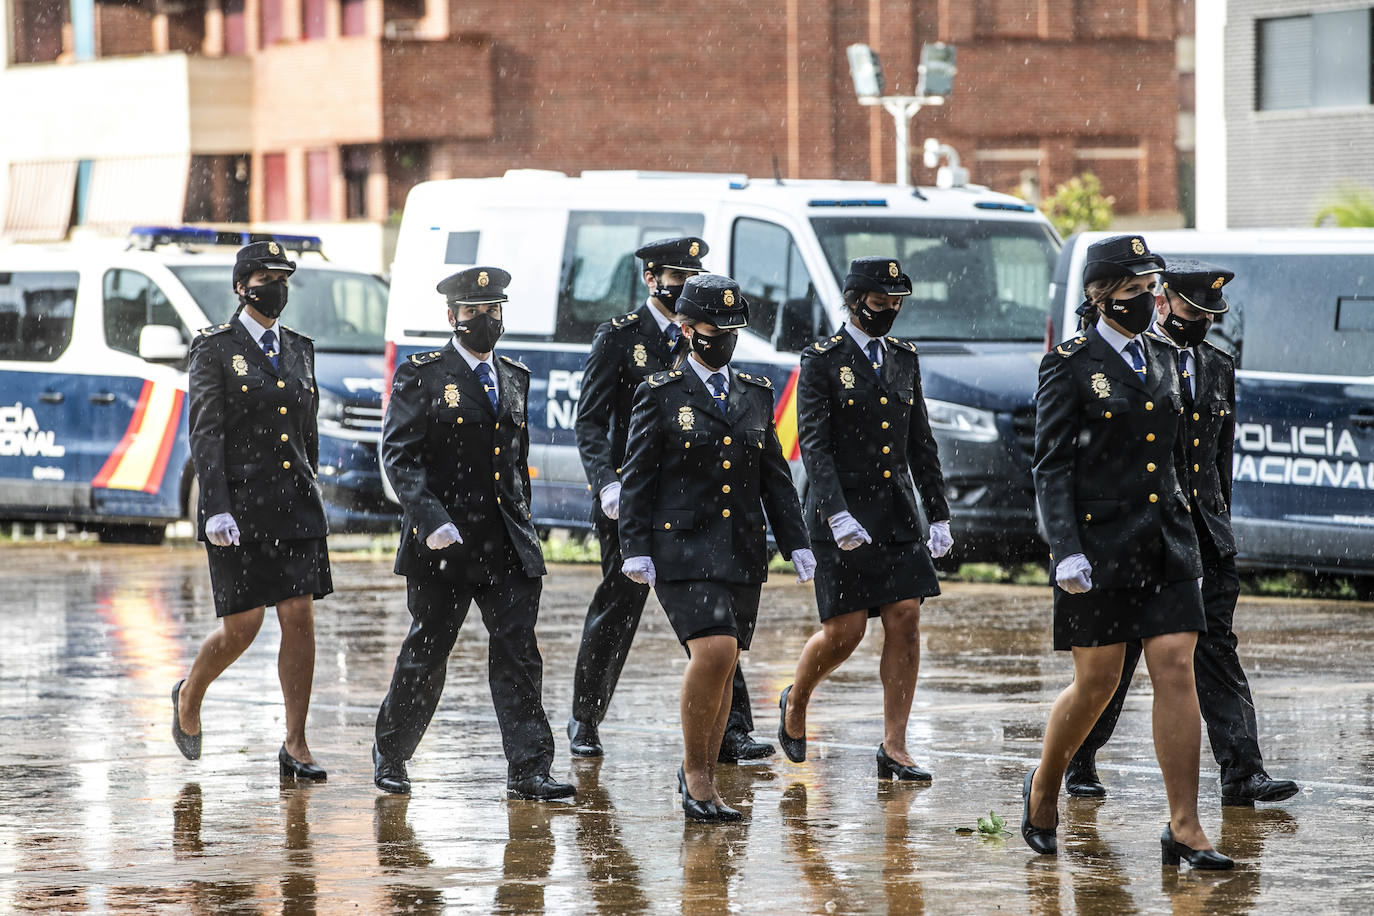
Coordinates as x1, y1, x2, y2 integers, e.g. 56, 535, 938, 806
317, 392, 345, 431
924, 398, 999, 442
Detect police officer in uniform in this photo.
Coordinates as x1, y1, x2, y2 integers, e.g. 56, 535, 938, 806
173, 241, 332, 781
780, 257, 953, 781
569, 237, 774, 762
1063, 259, 1299, 807
371, 267, 574, 802
618, 274, 814, 821
1024, 235, 1231, 868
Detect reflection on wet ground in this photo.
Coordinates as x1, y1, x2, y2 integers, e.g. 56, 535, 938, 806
2, 543, 1373, 913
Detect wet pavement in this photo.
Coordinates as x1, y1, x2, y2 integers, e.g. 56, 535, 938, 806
2, 541, 1373, 914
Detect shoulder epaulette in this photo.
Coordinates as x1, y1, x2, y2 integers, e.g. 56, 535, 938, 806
737, 372, 773, 389
1143, 329, 1173, 346
499, 354, 530, 373
198, 323, 233, 338
610, 312, 641, 329
645, 369, 684, 388
885, 336, 917, 353
407, 350, 445, 366
803, 334, 845, 357
1053, 335, 1090, 358
1198, 339, 1234, 361
279, 324, 312, 341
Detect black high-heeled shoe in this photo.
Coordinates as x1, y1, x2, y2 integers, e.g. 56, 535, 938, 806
678, 766, 717, 822
1160, 825, 1233, 869
777, 686, 806, 763
279, 745, 327, 782
171, 680, 201, 761
876, 745, 932, 782
712, 798, 743, 822
1021, 768, 1058, 855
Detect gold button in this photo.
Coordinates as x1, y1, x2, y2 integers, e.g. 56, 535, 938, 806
722, 485, 731, 494
1104, 411, 1113, 419
882, 421, 890, 429
241, 385, 248, 392
493, 447, 501, 455
1193, 413, 1200, 421
616, 467, 622, 474
1147, 462, 1156, 472
1193, 438, 1200, 446
1146, 433, 1155, 442
282, 460, 291, 469
1220, 409, 1226, 416
456, 417, 463, 424
1084, 513, 1093, 522
280, 434, 289, 442
1193, 463, 1200, 472
279, 406, 287, 414
684, 441, 691, 448
882, 446, 891, 454
1149, 493, 1159, 503
723, 436, 732, 445
1193, 488, 1199, 496
722, 460, 731, 469
883, 470, 892, 478
494, 472, 501, 480
277, 380, 286, 388
495, 423, 500, 429
412, 527, 418, 534
663, 522, 671, 530
1145, 401, 1154, 411
880, 397, 888, 405
722, 509, 731, 518
847, 399, 854, 406
497, 496, 501, 504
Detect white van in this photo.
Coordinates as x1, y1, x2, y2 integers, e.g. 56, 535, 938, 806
0, 227, 395, 542
1051, 229, 1374, 580
384, 171, 1061, 558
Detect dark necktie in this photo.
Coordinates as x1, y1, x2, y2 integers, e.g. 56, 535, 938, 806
867, 340, 882, 375
260, 329, 279, 370
708, 372, 728, 413
475, 362, 498, 412
665, 323, 681, 350
1177, 350, 1193, 402
1123, 340, 1146, 382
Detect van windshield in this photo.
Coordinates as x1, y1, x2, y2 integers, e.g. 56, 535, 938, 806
811, 217, 1058, 342
169, 265, 388, 353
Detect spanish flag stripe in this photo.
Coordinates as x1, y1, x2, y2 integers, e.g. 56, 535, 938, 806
772, 367, 802, 461
94, 382, 185, 492
92, 381, 153, 489
142, 389, 185, 494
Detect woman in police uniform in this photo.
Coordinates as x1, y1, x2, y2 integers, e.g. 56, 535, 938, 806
172, 241, 332, 781
618, 273, 814, 822
779, 257, 953, 781
1023, 235, 1230, 868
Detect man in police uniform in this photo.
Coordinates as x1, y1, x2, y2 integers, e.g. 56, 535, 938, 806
372, 266, 574, 801
568, 237, 775, 763
1064, 260, 1299, 807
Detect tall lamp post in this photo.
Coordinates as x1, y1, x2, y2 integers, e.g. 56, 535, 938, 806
846, 42, 957, 187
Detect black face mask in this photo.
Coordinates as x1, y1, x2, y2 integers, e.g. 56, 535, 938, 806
242, 281, 288, 319
853, 298, 899, 337
652, 283, 685, 306
689, 328, 737, 371
455, 312, 504, 353
1161, 298, 1211, 348
1103, 290, 1154, 335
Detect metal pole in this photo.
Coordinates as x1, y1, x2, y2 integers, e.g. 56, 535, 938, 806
882, 98, 922, 186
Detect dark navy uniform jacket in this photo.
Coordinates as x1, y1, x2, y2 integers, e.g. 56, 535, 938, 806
1032, 326, 1202, 588
382, 345, 545, 584
1149, 331, 1237, 558
188, 319, 327, 542
618, 365, 809, 584
797, 331, 950, 544
574, 304, 679, 497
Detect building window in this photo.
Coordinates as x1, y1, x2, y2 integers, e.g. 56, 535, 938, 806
341, 0, 366, 36
224, 0, 246, 54
260, 0, 284, 46
1257, 9, 1373, 110
306, 149, 331, 220
186, 155, 250, 223
302, 0, 326, 40
263, 153, 288, 221
342, 145, 372, 219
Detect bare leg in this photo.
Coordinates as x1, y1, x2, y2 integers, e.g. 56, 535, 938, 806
276, 595, 317, 763
681, 635, 738, 802
708, 652, 739, 807
178, 607, 266, 735
877, 599, 922, 766
1142, 631, 1212, 850
1029, 644, 1127, 828
785, 610, 867, 739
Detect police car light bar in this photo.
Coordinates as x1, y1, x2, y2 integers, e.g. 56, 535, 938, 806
973, 201, 1036, 212
807, 199, 889, 208
128, 226, 326, 254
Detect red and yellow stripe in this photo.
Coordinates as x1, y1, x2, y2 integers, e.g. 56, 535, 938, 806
773, 367, 802, 461
92, 381, 185, 493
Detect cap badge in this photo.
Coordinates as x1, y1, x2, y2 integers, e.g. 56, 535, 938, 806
688, 241, 700, 257
678, 405, 695, 431
267, 241, 280, 256
722, 289, 735, 307
1091, 372, 1110, 398
1211, 276, 1225, 290
633, 343, 647, 367
477, 271, 490, 288
839, 366, 856, 389
232, 354, 248, 376
1131, 238, 1145, 256
443, 383, 460, 408
888, 262, 899, 278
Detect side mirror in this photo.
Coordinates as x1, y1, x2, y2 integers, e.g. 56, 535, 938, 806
139, 324, 188, 363
776, 297, 822, 353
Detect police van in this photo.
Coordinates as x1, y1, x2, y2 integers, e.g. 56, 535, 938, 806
1051, 229, 1374, 579
0, 226, 397, 542
383, 170, 1061, 561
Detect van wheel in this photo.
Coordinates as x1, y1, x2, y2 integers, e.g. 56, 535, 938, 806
97, 524, 167, 545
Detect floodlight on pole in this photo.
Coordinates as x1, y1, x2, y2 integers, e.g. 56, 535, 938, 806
845, 42, 958, 187
846, 44, 886, 103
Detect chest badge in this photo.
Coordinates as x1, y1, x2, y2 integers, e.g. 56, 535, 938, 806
231, 354, 248, 377
678, 406, 695, 431
1090, 372, 1111, 398
633, 343, 647, 367
443, 383, 460, 407
839, 365, 856, 389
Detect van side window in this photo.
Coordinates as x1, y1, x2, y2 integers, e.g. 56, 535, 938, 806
102, 269, 187, 358
556, 210, 705, 343
0, 271, 78, 362
731, 218, 826, 352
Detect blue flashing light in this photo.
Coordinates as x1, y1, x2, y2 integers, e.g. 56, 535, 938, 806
728, 180, 749, 190
807, 199, 888, 208
973, 201, 1036, 213
129, 225, 325, 253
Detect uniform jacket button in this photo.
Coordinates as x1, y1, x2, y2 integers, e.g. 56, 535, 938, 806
722, 460, 731, 469
279, 406, 288, 414
1146, 433, 1155, 441
1193, 438, 1200, 446
1146, 462, 1156, 472
1193, 412, 1201, 421
880, 396, 888, 405
882, 470, 892, 479
881, 421, 890, 429
280, 434, 289, 442
277, 380, 286, 388
1145, 401, 1154, 411
881, 445, 891, 454
1104, 411, 1113, 419
282, 460, 291, 469
723, 436, 732, 445
722, 509, 730, 518
1084, 513, 1092, 521
722, 485, 731, 494
1149, 493, 1159, 503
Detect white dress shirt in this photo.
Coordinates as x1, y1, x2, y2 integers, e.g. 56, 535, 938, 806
450, 337, 498, 401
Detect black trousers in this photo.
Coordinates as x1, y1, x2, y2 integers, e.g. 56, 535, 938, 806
1074, 547, 1264, 784
375, 572, 555, 780
571, 509, 754, 732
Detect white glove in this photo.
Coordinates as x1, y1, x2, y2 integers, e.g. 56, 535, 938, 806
599, 482, 622, 520
425, 522, 463, 550
927, 520, 954, 559
827, 511, 872, 551
622, 556, 656, 587
206, 512, 240, 547
1055, 553, 1093, 594
791, 547, 817, 584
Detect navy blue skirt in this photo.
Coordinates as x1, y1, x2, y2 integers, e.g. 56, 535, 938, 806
206, 537, 332, 617
1052, 577, 1204, 651
813, 538, 940, 622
